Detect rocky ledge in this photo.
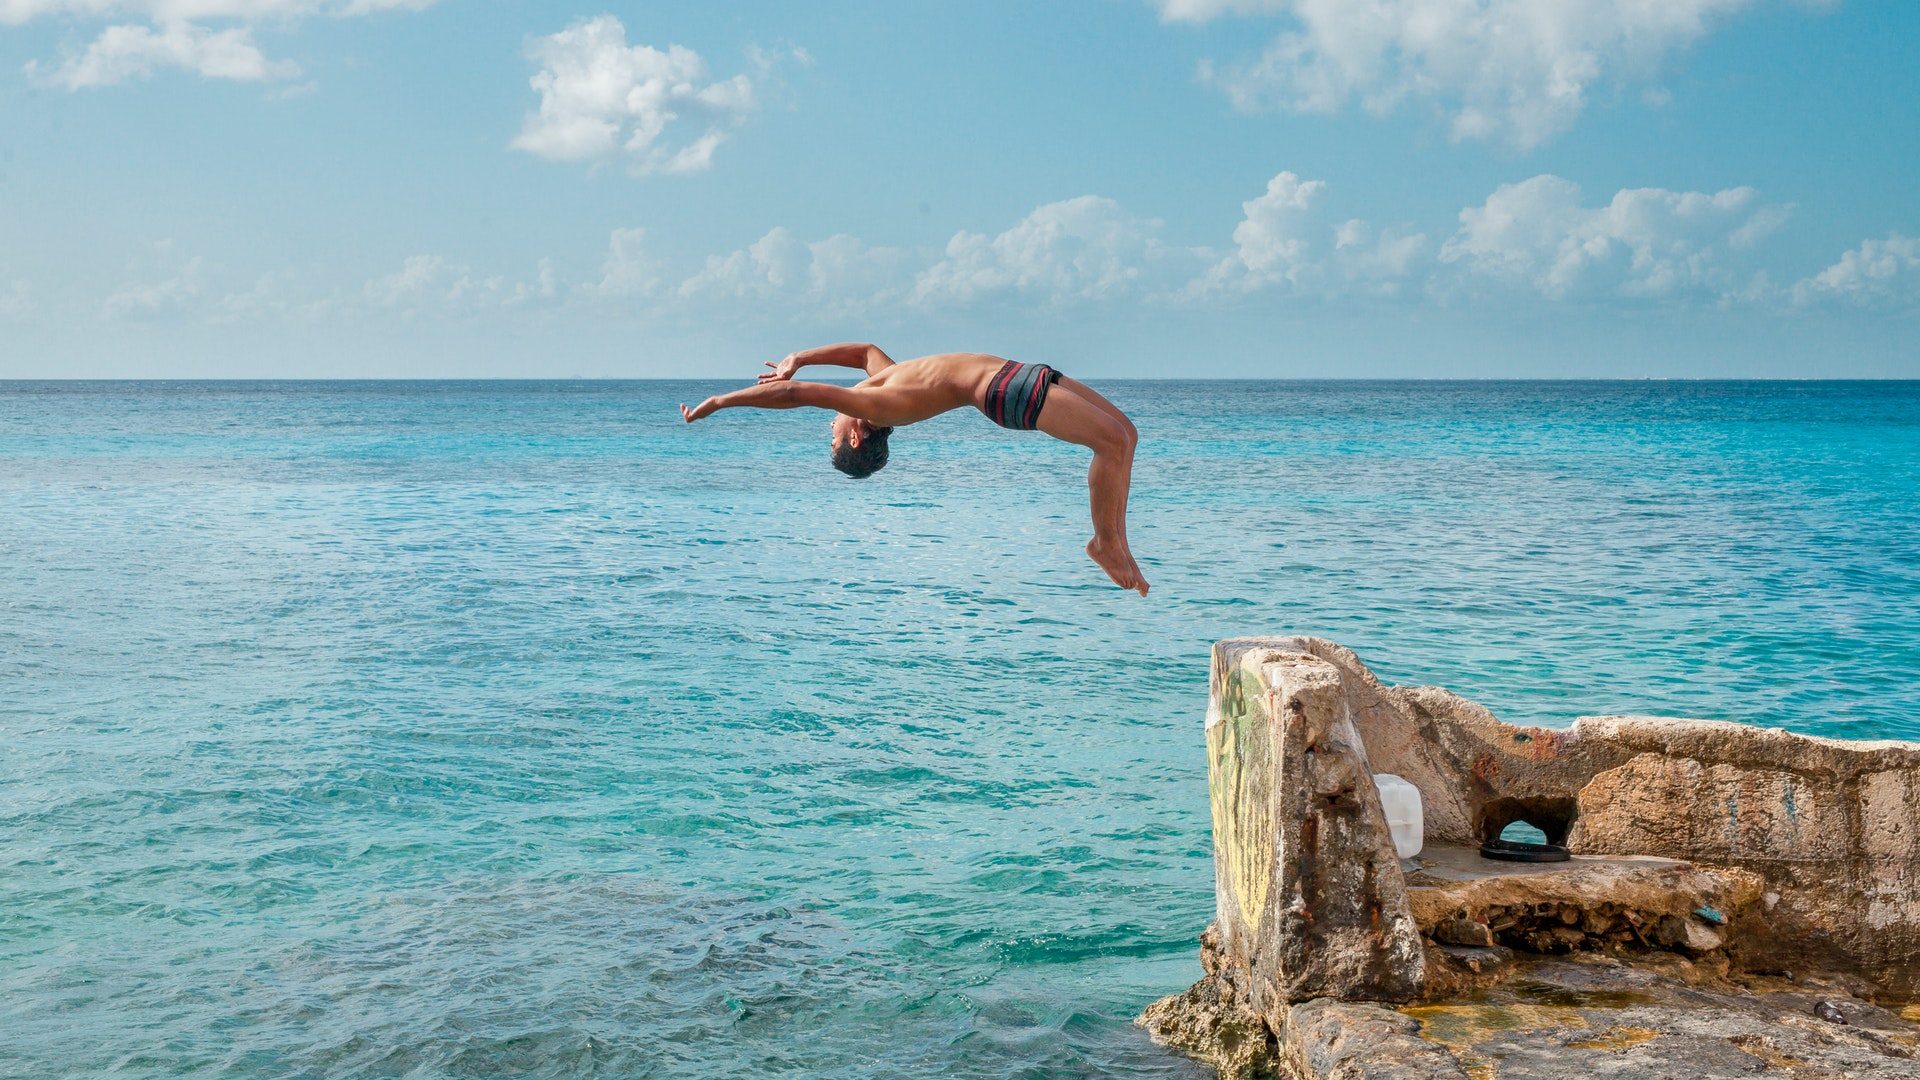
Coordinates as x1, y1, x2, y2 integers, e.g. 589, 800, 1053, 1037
1140, 637, 1920, 1079
1146, 947, 1920, 1079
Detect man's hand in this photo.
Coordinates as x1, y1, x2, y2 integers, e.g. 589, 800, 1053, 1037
680, 397, 720, 422
757, 353, 802, 382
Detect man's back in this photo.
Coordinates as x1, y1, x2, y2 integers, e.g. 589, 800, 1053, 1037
855, 352, 1006, 417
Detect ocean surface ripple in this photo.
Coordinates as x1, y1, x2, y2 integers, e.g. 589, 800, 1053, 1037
2, 379, 1916, 1078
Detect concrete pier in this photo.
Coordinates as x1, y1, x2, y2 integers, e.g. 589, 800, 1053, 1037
1143, 637, 1920, 1078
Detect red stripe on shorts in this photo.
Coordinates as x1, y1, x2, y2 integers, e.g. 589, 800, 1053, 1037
988, 360, 1019, 425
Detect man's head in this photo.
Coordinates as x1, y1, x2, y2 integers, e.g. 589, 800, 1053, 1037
830, 414, 892, 478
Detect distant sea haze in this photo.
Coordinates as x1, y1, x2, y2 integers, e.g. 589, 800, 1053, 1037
3, 379, 1915, 1077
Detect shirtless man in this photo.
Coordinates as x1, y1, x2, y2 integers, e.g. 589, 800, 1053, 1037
680, 343, 1148, 596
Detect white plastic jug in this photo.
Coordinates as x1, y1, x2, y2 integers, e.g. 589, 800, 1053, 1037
1372, 774, 1425, 860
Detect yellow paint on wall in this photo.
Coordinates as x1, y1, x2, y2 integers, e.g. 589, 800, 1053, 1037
1208, 661, 1275, 932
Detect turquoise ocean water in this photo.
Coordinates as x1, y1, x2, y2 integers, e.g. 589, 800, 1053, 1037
3, 380, 1917, 1078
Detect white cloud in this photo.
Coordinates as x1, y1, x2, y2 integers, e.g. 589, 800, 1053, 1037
213, 269, 321, 321
9, 0, 438, 88
1163, 0, 1763, 149
103, 243, 207, 319
1193, 170, 1324, 292
804, 234, 916, 315
581, 227, 665, 299
362, 254, 556, 313
101, 247, 555, 322
1332, 218, 1429, 287
1438, 175, 1784, 300
1188, 170, 1428, 297
1792, 233, 1920, 308
28, 21, 295, 88
1227, 169, 1324, 279
680, 227, 806, 300
1728, 204, 1793, 251
586, 200, 1187, 316
511, 15, 759, 176
112, 258, 204, 311
66, 172, 1887, 331
671, 227, 914, 317
913, 196, 1180, 306
527, 258, 559, 304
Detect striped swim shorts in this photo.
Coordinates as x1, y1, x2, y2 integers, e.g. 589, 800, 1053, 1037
983, 359, 1063, 431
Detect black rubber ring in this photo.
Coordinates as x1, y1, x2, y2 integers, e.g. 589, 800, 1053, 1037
1479, 839, 1572, 862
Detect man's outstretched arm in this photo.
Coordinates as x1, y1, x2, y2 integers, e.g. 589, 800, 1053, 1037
759, 343, 895, 382
681, 380, 887, 423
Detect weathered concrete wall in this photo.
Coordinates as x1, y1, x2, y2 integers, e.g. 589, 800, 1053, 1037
1151, 637, 1920, 1077
1205, 641, 1427, 1009
1560, 717, 1920, 984
1208, 636, 1920, 998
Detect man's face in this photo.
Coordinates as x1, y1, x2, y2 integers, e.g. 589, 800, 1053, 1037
830, 414, 871, 453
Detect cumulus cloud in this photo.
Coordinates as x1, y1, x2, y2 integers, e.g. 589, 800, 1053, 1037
913, 196, 1184, 306
679, 227, 807, 300
94, 244, 555, 322
569, 176, 1812, 316
511, 15, 759, 176
71, 171, 1899, 330
1333, 219, 1429, 285
211, 269, 327, 322
804, 234, 918, 315
362, 254, 556, 313
1188, 170, 1428, 297
582, 227, 666, 299
1161, 0, 1764, 149
28, 21, 295, 88
1791, 233, 1920, 309
670, 227, 915, 317
1222, 170, 1324, 281
648, 175, 1790, 313
578, 199, 1192, 316
8, 0, 438, 88
100, 240, 218, 318
1438, 175, 1785, 300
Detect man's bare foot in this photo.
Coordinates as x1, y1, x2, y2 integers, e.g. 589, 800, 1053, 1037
1087, 537, 1150, 596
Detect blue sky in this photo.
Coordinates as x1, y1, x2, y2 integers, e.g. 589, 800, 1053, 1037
1, 0, 1915, 378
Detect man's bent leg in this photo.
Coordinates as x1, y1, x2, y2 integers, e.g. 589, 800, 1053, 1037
1053, 376, 1136, 442
1053, 375, 1139, 579
1034, 384, 1148, 596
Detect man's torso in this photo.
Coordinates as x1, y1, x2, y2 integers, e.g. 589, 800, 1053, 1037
854, 353, 1011, 423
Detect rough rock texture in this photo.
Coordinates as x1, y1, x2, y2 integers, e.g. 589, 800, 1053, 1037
1284, 999, 1465, 1079
1403, 844, 1764, 960
1217, 636, 1920, 999
1139, 966, 1281, 1080
1143, 637, 1920, 1078
1141, 961, 1463, 1080
1397, 953, 1920, 1079
1561, 718, 1920, 991
1205, 641, 1428, 1008
1144, 923, 1920, 1079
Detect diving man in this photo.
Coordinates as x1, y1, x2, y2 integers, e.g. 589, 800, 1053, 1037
681, 343, 1147, 596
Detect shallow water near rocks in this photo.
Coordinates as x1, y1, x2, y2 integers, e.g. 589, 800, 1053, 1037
3, 379, 1917, 1077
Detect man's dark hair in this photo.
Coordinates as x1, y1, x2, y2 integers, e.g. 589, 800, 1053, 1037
832, 426, 893, 478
